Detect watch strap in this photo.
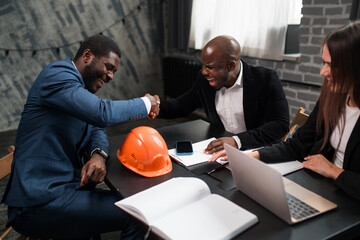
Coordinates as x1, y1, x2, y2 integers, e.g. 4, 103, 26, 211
92, 148, 109, 160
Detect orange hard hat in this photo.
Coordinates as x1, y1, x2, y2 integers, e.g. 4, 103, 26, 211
117, 126, 172, 177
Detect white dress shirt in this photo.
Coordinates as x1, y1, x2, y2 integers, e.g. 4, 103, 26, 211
215, 61, 245, 148
331, 100, 360, 168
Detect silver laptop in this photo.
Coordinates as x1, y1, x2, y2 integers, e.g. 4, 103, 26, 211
224, 144, 337, 225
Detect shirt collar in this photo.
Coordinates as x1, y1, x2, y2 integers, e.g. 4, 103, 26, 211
227, 60, 243, 90
71, 60, 79, 71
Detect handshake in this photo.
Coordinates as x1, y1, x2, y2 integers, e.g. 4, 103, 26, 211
145, 93, 160, 120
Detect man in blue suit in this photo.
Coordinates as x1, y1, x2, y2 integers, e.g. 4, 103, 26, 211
2, 35, 159, 239
159, 35, 289, 157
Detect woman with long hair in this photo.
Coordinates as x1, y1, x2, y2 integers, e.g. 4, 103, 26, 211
211, 21, 360, 200
253, 21, 360, 200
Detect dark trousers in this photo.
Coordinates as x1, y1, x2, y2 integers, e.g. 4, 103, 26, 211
8, 187, 146, 239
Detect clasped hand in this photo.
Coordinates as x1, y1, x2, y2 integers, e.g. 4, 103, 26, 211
145, 93, 160, 119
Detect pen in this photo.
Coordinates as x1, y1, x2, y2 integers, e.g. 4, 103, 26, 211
208, 162, 229, 175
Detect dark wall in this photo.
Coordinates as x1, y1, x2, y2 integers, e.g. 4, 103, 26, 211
0, 0, 165, 132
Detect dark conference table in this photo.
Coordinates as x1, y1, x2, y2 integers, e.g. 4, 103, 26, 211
106, 119, 360, 240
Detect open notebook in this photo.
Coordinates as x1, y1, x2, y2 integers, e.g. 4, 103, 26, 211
115, 177, 258, 240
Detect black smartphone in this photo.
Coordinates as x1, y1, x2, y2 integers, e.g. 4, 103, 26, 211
176, 140, 193, 155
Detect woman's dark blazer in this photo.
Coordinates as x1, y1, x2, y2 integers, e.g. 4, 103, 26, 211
259, 102, 360, 201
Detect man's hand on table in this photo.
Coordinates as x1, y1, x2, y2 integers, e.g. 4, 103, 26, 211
205, 137, 238, 162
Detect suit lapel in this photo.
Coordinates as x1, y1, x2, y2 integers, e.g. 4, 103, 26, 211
343, 116, 360, 169
242, 61, 253, 130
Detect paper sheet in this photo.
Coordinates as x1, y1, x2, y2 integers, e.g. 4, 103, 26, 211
268, 160, 303, 175
170, 138, 303, 176
169, 138, 227, 167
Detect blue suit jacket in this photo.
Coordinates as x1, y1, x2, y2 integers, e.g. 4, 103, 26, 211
2, 58, 148, 207
159, 61, 290, 150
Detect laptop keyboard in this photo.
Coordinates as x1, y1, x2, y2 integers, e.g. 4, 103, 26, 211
286, 193, 320, 220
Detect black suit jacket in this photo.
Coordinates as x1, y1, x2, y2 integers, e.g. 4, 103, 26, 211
159, 61, 290, 150
259, 102, 360, 201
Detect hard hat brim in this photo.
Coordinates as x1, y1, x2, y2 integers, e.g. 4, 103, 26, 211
117, 148, 173, 178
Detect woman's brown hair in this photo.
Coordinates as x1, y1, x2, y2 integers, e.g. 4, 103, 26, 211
317, 21, 360, 151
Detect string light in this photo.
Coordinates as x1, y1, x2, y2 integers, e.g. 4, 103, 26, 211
1, 0, 148, 57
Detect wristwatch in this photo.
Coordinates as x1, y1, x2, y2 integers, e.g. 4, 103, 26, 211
92, 148, 109, 160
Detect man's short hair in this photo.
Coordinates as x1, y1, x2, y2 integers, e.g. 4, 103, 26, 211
74, 35, 121, 60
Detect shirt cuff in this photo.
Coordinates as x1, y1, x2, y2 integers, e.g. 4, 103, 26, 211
232, 136, 241, 149
141, 97, 151, 114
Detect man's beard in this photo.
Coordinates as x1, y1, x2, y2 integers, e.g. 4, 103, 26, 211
216, 76, 230, 90
82, 59, 99, 93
